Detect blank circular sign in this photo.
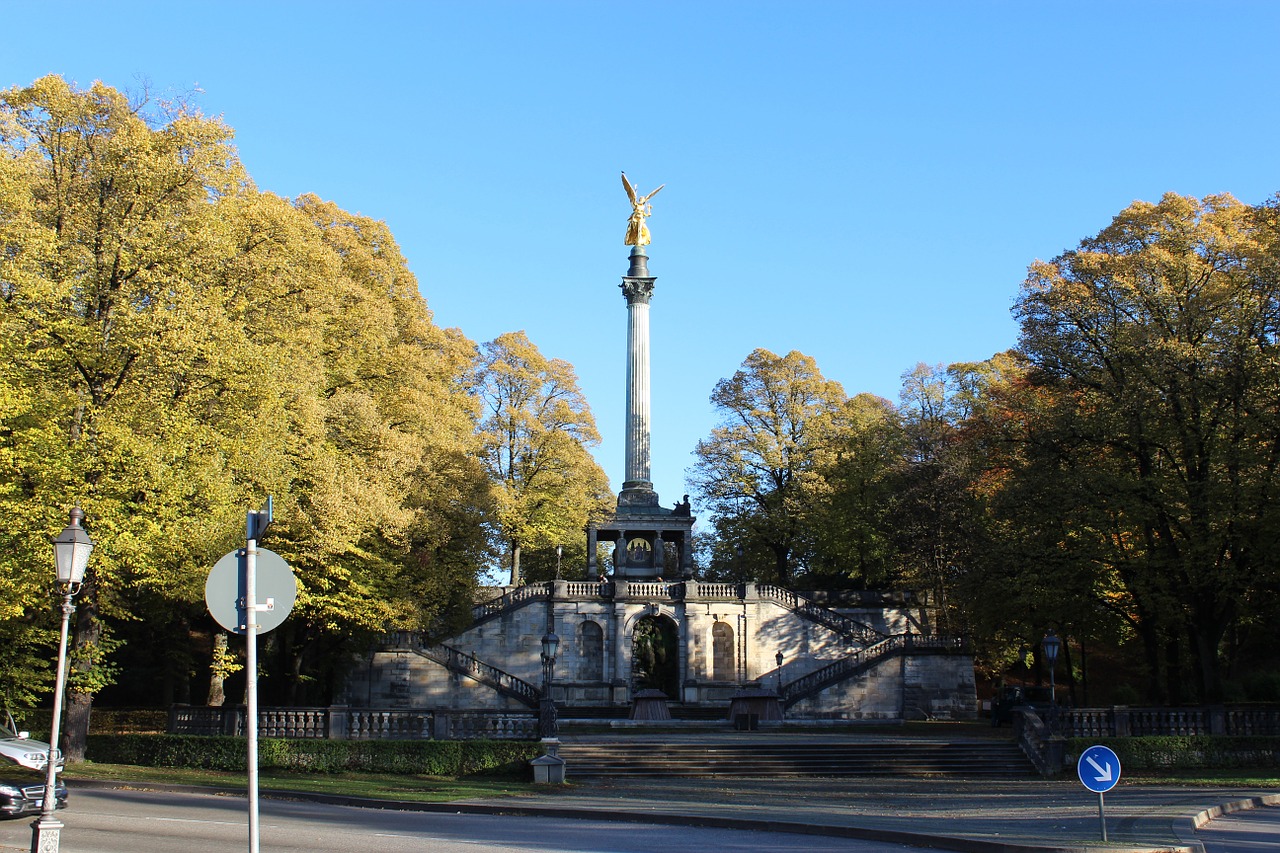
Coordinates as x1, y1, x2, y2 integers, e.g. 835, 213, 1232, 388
205, 548, 297, 635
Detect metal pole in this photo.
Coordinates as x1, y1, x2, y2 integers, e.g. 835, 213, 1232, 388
30, 591, 73, 853
245, 534, 259, 853
1098, 792, 1107, 841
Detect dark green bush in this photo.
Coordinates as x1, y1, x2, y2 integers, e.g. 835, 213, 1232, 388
1067, 736, 1280, 770
85, 735, 540, 776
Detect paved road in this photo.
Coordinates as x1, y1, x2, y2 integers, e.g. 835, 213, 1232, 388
1198, 804, 1280, 852
0, 789, 921, 853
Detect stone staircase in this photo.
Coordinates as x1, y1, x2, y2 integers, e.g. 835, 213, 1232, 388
555, 739, 1038, 779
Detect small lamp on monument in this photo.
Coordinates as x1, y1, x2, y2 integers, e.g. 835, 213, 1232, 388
32, 507, 95, 853
539, 631, 560, 739
1041, 629, 1061, 725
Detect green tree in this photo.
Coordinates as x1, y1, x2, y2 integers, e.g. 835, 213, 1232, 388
1011, 192, 1280, 701
476, 331, 612, 585
691, 348, 847, 585
806, 392, 907, 589
0, 76, 495, 738
0, 75, 260, 757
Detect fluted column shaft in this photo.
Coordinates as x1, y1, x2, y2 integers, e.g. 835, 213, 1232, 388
624, 296, 651, 488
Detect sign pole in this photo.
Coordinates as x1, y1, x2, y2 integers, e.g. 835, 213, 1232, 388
245, 530, 259, 853
204, 498, 287, 853
1077, 744, 1120, 843
244, 498, 270, 853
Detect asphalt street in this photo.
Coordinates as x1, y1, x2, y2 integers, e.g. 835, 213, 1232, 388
0, 789, 923, 853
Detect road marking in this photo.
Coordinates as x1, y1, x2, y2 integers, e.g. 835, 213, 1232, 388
154, 817, 247, 827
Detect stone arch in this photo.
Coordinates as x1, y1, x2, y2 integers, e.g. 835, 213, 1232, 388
711, 621, 735, 682
631, 613, 680, 699
579, 620, 604, 682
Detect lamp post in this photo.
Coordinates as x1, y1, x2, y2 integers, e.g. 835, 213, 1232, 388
775, 650, 784, 695
555, 545, 562, 581
539, 631, 559, 739
31, 507, 94, 853
1042, 629, 1061, 730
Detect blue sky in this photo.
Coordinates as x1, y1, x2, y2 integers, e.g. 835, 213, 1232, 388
5, 1, 1280, 507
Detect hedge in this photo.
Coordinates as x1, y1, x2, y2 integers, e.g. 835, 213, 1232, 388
86, 735, 541, 776
1067, 736, 1280, 770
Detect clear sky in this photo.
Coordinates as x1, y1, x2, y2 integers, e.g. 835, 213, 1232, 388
5, 1, 1279, 507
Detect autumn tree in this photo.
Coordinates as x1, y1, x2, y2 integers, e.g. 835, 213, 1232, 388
806, 392, 906, 588
0, 76, 494, 744
1010, 192, 1280, 701
475, 331, 612, 585
691, 348, 847, 585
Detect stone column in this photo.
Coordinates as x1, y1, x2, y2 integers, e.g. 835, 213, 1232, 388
619, 247, 657, 507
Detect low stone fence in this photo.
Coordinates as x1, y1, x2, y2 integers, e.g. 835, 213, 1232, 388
1013, 704, 1280, 775
1060, 705, 1280, 738
168, 705, 537, 740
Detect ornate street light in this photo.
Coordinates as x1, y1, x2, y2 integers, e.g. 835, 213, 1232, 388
1042, 629, 1061, 729
31, 507, 94, 853
555, 545, 562, 580
775, 650, 784, 694
539, 631, 560, 739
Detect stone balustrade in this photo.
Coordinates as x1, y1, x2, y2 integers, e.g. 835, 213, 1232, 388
168, 705, 537, 740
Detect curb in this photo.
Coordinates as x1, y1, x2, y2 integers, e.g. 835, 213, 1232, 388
1171, 792, 1280, 853
68, 778, 1196, 853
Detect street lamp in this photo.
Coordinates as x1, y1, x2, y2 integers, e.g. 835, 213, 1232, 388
31, 507, 94, 853
539, 631, 560, 739
1042, 629, 1061, 729
775, 650, 784, 694
555, 545, 562, 580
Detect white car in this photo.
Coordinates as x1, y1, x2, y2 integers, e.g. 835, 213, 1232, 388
0, 713, 61, 772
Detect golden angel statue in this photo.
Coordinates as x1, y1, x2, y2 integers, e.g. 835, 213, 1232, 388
622, 172, 664, 246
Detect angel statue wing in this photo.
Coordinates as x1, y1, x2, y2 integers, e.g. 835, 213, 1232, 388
621, 172, 638, 206
639, 183, 665, 205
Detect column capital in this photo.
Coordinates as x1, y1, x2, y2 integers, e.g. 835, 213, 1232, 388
620, 277, 655, 304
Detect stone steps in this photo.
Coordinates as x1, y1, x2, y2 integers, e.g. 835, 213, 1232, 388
555, 741, 1037, 778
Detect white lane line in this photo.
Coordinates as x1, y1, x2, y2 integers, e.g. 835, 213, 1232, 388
153, 817, 247, 827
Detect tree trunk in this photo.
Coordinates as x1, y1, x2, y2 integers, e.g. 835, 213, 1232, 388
63, 594, 102, 764
510, 540, 522, 586
208, 632, 229, 706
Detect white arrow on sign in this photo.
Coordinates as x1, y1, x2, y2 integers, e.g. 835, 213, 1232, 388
1086, 755, 1113, 783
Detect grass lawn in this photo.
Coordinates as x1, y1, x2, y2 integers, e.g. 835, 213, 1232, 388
64, 762, 552, 803
1125, 769, 1280, 788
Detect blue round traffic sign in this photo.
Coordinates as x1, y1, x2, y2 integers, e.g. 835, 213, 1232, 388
1077, 744, 1121, 793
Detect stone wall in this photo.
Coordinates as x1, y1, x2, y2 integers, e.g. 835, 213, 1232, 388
339, 581, 977, 721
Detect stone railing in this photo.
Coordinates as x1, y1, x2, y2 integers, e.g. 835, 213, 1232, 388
1057, 705, 1280, 738
780, 634, 965, 708
756, 584, 883, 645
471, 582, 552, 623
344, 708, 435, 740
625, 581, 681, 600
1013, 709, 1064, 776
416, 644, 541, 708
260, 706, 329, 739
1013, 704, 1280, 776
444, 712, 539, 740
168, 705, 536, 741
690, 582, 740, 599
564, 580, 610, 598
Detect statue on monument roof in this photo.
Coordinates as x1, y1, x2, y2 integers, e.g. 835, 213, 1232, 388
622, 172, 664, 246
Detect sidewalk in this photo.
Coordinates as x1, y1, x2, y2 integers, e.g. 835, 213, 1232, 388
449, 775, 1279, 853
